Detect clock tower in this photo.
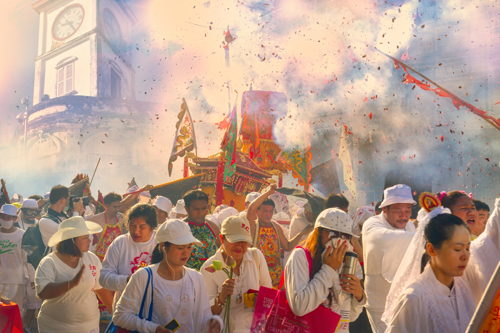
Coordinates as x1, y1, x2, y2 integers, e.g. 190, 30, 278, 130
32, 0, 135, 103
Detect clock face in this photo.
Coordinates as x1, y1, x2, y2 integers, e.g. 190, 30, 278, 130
52, 4, 85, 41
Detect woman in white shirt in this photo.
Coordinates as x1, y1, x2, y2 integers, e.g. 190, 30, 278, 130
100, 203, 158, 309
385, 213, 474, 332
285, 208, 365, 333
113, 219, 222, 333
201, 216, 272, 333
385, 198, 500, 333
35, 216, 104, 333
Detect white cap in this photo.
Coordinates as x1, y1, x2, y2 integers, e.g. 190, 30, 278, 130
380, 184, 416, 208
220, 216, 252, 244
206, 214, 218, 224
216, 206, 239, 226
0, 204, 18, 217
22, 199, 39, 210
48, 216, 102, 247
153, 196, 172, 213
314, 208, 355, 236
172, 199, 187, 215
245, 192, 260, 203
155, 219, 201, 245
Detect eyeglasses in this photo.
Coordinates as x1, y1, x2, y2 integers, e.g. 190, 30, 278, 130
328, 231, 352, 241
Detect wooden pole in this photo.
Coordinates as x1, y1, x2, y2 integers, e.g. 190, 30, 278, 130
89, 157, 101, 187
183, 155, 189, 178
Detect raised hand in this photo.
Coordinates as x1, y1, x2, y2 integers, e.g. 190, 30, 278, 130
323, 240, 348, 271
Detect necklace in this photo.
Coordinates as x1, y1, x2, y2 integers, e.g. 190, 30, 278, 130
234, 274, 243, 304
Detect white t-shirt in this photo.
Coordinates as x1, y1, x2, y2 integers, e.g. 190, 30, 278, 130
113, 264, 218, 333
100, 233, 156, 307
0, 228, 27, 284
361, 214, 415, 333
35, 251, 102, 333
201, 248, 272, 333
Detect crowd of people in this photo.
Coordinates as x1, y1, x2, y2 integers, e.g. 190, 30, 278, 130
0, 179, 498, 333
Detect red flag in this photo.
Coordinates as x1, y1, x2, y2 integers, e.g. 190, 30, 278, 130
97, 190, 105, 207
0, 179, 10, 205
215, 156, 225, 205
389, 57, 500, 130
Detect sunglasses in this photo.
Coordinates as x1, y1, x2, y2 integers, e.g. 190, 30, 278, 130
328, 231, 352, 241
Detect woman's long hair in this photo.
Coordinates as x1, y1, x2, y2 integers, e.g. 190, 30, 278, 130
301, 227, 325, 277
301, 227, 335, 306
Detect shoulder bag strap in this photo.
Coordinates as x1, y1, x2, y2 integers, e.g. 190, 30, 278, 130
146, 267, 154, 321
271, 221, 285, 259
278, 246, 313, 289
252, 221, 260, 247
138, 267, 152, 320
295, 246, 313, 277
204, 221, 217, 240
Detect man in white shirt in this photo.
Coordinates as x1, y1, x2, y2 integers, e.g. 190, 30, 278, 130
361, 184, 416, 333
0, 204, 28, 313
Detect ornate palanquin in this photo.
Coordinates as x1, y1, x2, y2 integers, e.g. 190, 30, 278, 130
190, 151, 272, 210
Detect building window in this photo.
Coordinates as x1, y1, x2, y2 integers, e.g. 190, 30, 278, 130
56, 57, 77, 97
110, 68, 121, 99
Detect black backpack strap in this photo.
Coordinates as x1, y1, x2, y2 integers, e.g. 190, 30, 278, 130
41, 212, 64, 224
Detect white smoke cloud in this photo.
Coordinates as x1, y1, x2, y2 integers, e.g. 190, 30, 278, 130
0, 0, 498, 203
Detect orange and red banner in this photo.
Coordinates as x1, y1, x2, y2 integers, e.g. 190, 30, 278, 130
391, 58, 500, 130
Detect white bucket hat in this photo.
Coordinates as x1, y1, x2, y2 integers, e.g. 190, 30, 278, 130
172, 199, 187, 215
48, 216, 103, 247
22, 199, 39, 210
380, 184, 416, 208
155, 219, 201, 245
153, 196, 173, 213
245, 192, 260, 204
314, 208, 356, 236
0, 204, 18, 217
220, 216, 252, 244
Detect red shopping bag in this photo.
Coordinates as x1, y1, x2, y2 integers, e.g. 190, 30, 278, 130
0, 302, 24, 333
250, 247, 341, 333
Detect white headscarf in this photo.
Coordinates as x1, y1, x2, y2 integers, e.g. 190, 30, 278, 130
382, 206, 450, 325
351, 205, 375, 236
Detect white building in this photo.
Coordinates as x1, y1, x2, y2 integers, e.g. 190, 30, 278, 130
18, 0, 156, 184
